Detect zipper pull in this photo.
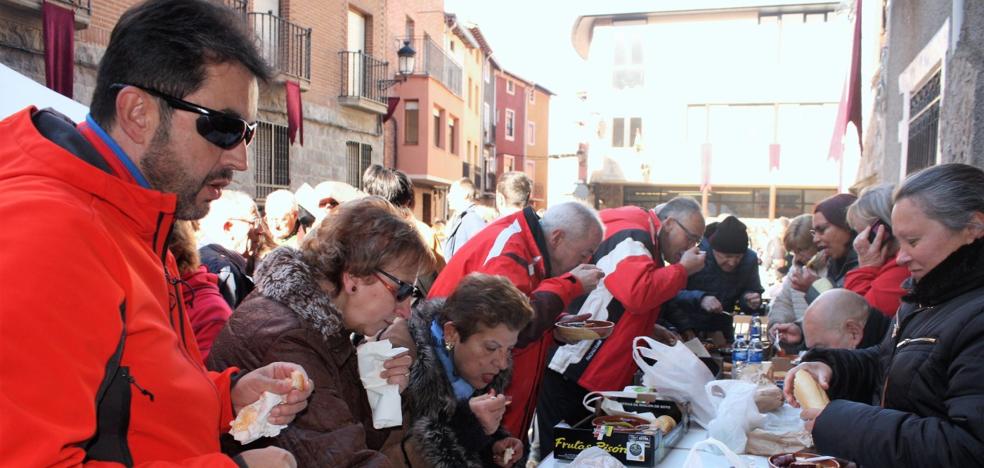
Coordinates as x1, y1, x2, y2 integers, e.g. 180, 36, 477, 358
127, 374, 156, 402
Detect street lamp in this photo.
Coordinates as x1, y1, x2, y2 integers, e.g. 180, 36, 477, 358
379, 40, 416, 90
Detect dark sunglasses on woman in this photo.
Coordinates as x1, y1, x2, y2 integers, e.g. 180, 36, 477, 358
110, 83, 256, 150
375, 269, 422, 302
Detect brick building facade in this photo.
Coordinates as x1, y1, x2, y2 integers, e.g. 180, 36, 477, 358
1, 0, 554, 220
0, 0, 392, 202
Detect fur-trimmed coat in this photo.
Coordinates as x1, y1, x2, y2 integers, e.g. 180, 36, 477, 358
381, 299, 511, 468
207, 247, 394, 467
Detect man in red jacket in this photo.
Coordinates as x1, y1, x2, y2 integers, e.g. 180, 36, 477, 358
536, 198, 707, 456
428, 202, 605, 442
0, 1, 313, 466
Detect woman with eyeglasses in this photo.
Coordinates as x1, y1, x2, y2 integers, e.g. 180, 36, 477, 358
381, 273, 531, 467
207, 196, 435, 467
790, 193, 859, 302
785, 163, 984, 468
843, 184, 908, 317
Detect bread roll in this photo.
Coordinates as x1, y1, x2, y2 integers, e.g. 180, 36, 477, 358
291, 370, 307, 392
793, 371, 830, 410
754, 384, 784, 413
654, 415, 676, 434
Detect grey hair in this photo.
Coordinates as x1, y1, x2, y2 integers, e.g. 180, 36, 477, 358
656, 196, 702, 222
847, 183, 894, 230
894, 163, 984, 231
198, 189, 257, 246
541, 202, 603, 239
264, 189, 297, 213
452, 177, 478, 202
784, 214, 815, 252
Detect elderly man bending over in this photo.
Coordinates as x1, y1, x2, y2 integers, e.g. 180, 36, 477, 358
777, 289, 892, 350
429, 201, 605, 443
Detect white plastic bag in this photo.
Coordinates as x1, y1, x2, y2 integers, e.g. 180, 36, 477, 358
632, 337, 715, 427
745, 404, 813, 456
681, 438, 753, 468
704, 380, 765, 453
570, 446, 626, 467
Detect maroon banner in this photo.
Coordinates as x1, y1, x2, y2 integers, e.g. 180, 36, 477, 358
769, 143, 781, 171
42, 2, 75, 98
383, 96, 400, 123
700, 143, 712, 193
829, 0, 863, 161
286, 81, 303, 146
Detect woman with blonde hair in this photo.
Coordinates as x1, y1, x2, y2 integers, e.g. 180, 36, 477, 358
843, 183, 908, 317
768, 214, 828, 340
208, 197, 435, 466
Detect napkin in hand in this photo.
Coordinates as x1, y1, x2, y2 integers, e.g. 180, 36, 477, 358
229, 391, 288, 444
357, 339, 409, 429
228, 370, 309, 444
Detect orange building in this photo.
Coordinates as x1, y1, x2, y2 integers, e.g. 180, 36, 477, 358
385, 2, 482, 224
525, 84, 553, 207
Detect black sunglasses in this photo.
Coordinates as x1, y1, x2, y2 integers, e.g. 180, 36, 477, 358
374, 269, 421, 302
110, 83, 256, 150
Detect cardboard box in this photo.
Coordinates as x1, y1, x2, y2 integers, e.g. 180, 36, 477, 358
769, 357, 794, 388
552, 397, 690, 466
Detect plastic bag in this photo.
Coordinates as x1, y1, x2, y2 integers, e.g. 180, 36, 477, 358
632, 337, 715, 427
570, 446, 626, 467
745, 405, 813, 456
681, 438, 753, 468
704, 380, 765, 453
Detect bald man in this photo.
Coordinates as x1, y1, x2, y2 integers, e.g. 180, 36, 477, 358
776, 289, 892, 350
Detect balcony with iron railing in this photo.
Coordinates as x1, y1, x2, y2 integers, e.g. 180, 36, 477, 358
338, 50, 390, 114
220, 0, 247, 16
248, 11, 311, 83
396, 36, 462, 97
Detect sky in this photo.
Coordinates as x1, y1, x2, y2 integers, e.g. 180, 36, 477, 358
443, 0, 617, 155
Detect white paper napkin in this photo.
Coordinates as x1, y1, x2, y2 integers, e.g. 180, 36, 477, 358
357, 339, 409, 429
229, 391, 288, 444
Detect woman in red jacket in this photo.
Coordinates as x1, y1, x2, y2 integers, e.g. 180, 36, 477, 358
170, 220, 234, 362
845, 184, 909, 317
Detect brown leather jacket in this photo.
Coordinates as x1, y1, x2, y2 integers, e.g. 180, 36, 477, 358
207, 247, 395, 467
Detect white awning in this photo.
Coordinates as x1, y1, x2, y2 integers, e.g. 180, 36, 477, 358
0, 63, 88, 123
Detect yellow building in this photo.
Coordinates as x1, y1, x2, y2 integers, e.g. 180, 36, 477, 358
526, 84, 553, 207
446, 14, 484, 193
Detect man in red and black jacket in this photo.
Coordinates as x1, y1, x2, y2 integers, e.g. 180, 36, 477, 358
535, 198, 707, 456
429, 202, 605, 442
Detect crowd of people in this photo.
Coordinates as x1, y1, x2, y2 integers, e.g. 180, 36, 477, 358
1, 1, 982, 467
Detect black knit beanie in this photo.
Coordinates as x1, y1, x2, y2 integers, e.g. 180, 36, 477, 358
709, 216, 749, 254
